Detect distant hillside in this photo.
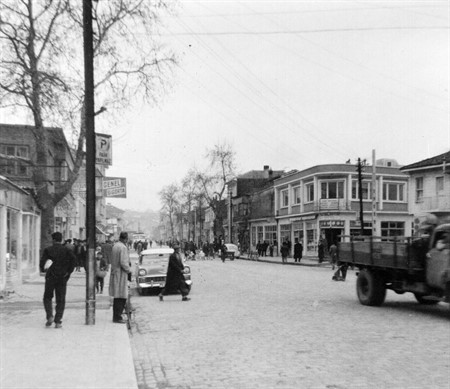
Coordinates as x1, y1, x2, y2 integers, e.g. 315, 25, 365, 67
122, 209, 160, 239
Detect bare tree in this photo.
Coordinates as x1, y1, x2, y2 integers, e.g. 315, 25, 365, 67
195, 142, 237, 239
0, 0, 176, 246
180, 169, 202, 241
159, 183, 180, 242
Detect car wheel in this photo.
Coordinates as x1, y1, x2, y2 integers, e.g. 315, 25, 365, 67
356, 269, 386, 306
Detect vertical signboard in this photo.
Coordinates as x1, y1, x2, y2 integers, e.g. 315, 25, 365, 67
95, 133, 112, 165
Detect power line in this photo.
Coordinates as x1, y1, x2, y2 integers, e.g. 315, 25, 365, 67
162, 26, 449, 37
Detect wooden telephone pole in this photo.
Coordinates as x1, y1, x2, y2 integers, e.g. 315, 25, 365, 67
83, 0, 96, 325
356, 158, 365, 236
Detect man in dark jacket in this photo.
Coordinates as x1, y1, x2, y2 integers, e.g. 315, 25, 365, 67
40, 232, 76, 328
293, 238, 303, 263
158, 245, 190, 301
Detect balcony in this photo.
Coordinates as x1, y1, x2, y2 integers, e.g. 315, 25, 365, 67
415, 195, 450, 212
315, 199, 351, 212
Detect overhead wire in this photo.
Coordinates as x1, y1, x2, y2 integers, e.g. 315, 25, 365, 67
195, 1, 359, 159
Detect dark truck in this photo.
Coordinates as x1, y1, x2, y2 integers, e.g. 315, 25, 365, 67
337, 223, 450, 307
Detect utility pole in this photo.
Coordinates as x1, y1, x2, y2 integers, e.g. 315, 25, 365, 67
228, 187, 233, 243
83, 0, 96, 325
356, 158, 365, 236
371, 149, 377, 236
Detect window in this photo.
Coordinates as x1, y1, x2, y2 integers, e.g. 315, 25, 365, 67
0, 144, 30, 177
280, 189, 289, 208
306, 183, 314, 202
436, 176, 444, 194
292, 186, 301, 204
381, 221, 404, 237
321, 181, 344, 199
352, 180, 371, 200
264, 225, 277, 243
257, 226, 264, 243
383, 182, 405, 202
415, 177, 423, 202
238, 203, 248, 216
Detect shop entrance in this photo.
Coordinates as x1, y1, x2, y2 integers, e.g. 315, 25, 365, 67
322, 228, 343, 248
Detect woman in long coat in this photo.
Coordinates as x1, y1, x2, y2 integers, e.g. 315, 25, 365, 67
158, 245, 190, 301
109, 232, 132, 323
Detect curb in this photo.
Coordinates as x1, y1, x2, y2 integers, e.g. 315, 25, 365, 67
240, 256, 331, 268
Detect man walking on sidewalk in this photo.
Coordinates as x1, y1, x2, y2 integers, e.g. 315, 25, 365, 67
109, 232, 132, 323
293, 237, 303, 263
40, 232, 76, 328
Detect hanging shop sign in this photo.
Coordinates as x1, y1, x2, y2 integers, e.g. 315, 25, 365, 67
103, 177, 127, 198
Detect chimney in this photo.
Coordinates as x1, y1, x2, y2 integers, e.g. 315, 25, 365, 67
263, 165, 270, 178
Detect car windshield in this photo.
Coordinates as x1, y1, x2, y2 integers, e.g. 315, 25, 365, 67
141, 254, 169, 265
226, 244, 238, 250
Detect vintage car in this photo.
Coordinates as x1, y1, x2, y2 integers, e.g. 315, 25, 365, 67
135, 247, 192, 295
222, 243, 241, 260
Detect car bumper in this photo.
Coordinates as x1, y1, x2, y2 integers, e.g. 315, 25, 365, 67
137, 278, 192, 289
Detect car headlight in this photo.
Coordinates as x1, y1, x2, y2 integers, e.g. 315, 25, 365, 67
184, 266, 190, 273
138, 269, 147, 276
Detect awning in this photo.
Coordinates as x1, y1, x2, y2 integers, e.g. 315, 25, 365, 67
96, 226, 108, 235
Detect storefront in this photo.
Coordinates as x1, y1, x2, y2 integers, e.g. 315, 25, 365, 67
0, 177, 40, 293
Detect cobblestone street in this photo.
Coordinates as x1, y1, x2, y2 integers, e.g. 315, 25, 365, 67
128, 259, 450, 389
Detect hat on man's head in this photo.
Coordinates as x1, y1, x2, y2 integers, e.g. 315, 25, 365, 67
172, 244, 181, 250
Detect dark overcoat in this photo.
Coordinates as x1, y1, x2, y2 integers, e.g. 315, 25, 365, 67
294, 242, 303, 259
164, 252, 189, 295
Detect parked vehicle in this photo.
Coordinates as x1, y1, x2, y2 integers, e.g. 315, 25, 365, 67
223, 243, 241, 259
135, 247, 192, 295
337, 223, 450, 307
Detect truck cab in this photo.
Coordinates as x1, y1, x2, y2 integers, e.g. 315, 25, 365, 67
426, 224, 450, 293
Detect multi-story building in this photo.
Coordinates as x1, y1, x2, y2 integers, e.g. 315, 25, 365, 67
226, 166, 283, 250
273, 161, 412, 255
400, 151, 450, 226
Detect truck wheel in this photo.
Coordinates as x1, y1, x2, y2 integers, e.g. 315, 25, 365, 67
356, 269, 386, 306
414, 294, 439, 305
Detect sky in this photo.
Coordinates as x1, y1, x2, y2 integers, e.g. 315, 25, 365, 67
102, 0, 450, 212
5, 1, 449, 212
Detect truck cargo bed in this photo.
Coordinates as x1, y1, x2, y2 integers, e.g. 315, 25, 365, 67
338, 236, 425, 270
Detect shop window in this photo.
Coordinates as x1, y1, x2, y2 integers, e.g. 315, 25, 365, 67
264, 225, 277, 243
381, 221, 404, 237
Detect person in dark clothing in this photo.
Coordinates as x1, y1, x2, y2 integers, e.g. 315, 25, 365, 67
95, 251, 108, 294
40, 232, 76, 328
158, 245, 190, 301
280, 241, 289, 263
318, 240, 325, 263
293, 238, 303, 263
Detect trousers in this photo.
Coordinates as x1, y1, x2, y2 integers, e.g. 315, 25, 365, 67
113, 298, 126, 321
43, 275, 68, 324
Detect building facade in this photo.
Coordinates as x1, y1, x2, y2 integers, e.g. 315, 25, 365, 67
0, 176, 41, 293
400, 151, 450, 226
273, 162, 412, 255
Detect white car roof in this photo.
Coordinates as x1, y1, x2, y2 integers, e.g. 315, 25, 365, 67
141, 248, 174, 256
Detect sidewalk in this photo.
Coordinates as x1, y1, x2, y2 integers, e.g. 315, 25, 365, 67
240, 252, 331, 267
0, 271, 138, 389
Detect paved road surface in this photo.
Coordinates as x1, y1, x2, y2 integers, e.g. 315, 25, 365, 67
129, 258, 450, 389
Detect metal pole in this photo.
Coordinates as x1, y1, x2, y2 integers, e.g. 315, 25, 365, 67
357, 158, 364, 236
83, 0, 96, 325
371, 149, 377, 236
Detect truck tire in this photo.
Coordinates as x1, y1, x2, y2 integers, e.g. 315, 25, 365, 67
356, 269, 386, 306
414, 294, 439, 305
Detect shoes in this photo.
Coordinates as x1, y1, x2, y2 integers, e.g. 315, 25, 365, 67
45, 316, 54, 327
113, 319, 127, 324
182, 297, 191, 301
55, 323, 62, 329
158, 294, 163, 302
